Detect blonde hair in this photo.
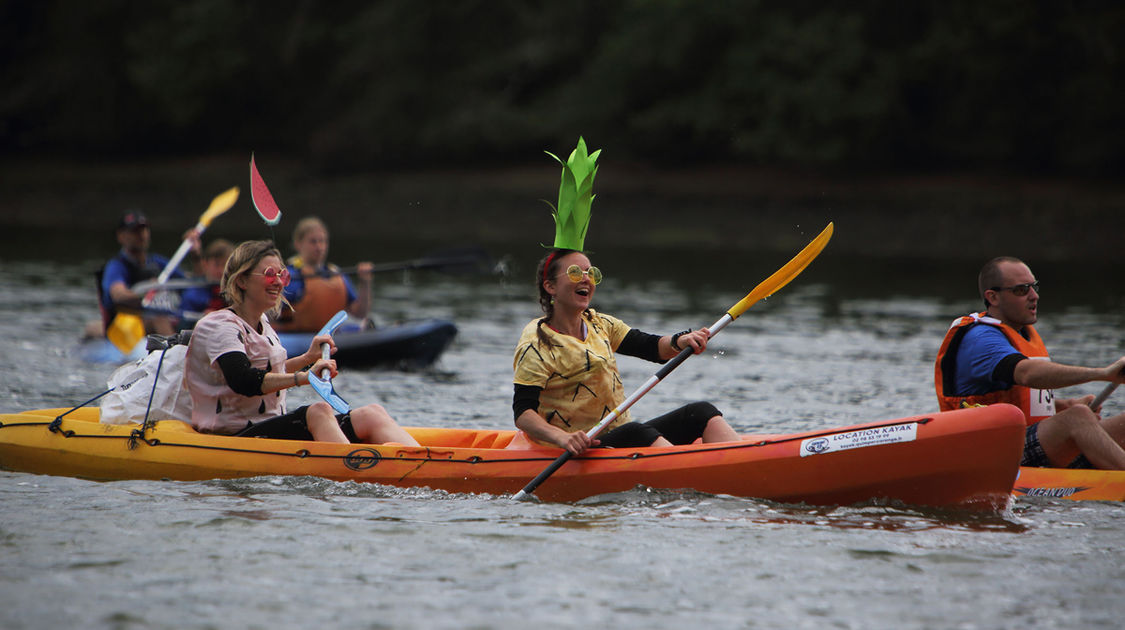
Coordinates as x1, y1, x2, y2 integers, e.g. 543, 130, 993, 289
221, 240, 290, 316
292, 216, 328, 249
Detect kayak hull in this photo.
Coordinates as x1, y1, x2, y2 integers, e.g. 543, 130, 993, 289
0, 405, 1025, 508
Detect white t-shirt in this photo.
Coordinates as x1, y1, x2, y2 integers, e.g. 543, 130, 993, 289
184, 309, 289, 434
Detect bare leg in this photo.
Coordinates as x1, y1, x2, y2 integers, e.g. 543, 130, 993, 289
350, 403, 419, 446
701, 416, 741, 443
306, 402, 350, 443
1037, 407, 1125, 469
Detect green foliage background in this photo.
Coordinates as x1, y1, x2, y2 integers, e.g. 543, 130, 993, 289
3, 0, 1123, 174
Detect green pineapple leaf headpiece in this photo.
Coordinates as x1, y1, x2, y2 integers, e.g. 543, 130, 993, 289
543, 137, 600, 251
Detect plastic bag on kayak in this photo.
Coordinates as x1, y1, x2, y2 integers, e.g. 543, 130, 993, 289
100, 345, 193, 424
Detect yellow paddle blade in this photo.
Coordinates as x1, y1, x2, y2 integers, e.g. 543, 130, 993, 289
198, 186, 240, 228
106, 313, 145, 354
727, 222, 834, 320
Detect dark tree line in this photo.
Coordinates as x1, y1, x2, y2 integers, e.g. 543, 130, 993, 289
3, 0, 1123, 175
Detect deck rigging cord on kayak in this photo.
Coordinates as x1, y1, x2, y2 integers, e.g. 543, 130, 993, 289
47, 332, 191, 449
132, 331, 191, 448
11, 413, 935, 467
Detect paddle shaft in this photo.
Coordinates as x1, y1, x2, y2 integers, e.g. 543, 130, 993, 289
132, 277, 212, 294
152, 187, 240, 286
320, 342, 332, 380
156, 229, 201, 285
339, 251, 490, 275
1091, 382, 1119, 410
512, 314, 734, 500
306, 310, 351, 414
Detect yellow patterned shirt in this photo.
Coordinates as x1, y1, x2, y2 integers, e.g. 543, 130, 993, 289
513, 310, 633, 434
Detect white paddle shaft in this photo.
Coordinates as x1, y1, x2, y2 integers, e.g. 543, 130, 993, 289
155, 221, 205, 285
320, 342, 332, 380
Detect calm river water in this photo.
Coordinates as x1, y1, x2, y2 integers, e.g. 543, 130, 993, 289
2, 241, 1125, 629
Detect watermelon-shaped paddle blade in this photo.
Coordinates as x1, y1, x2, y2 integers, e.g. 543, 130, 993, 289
250, 153, 282, 225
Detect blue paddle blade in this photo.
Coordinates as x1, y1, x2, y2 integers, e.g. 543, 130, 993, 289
318, 310, 349, 337
308, 309, 351, 414
309, 371, 350, 415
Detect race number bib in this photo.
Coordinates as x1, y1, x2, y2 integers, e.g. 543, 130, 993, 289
1030, 387, 1056, 418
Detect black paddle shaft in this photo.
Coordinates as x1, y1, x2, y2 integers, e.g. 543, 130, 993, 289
514, 345, 695, 499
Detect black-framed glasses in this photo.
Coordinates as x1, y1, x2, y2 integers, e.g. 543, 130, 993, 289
990, 281, 1039, 296
565, 264, 603, 285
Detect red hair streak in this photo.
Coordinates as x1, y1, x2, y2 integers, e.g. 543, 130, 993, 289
542, 251, 557, 285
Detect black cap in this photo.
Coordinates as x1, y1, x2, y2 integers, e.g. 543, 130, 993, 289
118, 210, 149, 230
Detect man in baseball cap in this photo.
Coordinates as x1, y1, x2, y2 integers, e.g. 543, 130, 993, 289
97, 210, 183, 341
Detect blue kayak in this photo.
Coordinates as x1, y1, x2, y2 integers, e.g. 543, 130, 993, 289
76, 319, 457, 370
277, 319, 457, 370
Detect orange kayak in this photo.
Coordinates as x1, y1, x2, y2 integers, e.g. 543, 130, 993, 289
0, 404, 1025, 508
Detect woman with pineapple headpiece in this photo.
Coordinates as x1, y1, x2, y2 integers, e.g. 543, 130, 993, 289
512, 138, 741, 455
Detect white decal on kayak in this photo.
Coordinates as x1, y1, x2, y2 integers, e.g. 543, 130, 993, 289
800, 422, 918, 457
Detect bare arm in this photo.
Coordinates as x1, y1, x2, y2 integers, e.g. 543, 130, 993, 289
284, 334, 336, 374
657, 327, 711, 360
347, 262, 373, 320
1014, 356, 1125, 390
108, 281, 143, 309
515, 409, 600, 455
261, 359, 334, 393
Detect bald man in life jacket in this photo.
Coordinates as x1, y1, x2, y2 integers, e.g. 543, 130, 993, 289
935, 256, 1125, 469
273, 217, 374, 332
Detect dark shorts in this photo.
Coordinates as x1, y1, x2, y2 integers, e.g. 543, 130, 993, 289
235, 405, 359, 442
1021, 423, 1093, 469
599, 401, 721, 448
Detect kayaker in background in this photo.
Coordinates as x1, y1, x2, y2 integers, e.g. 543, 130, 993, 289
272, 216, 375, 332
178, 238, 234, 328
511, 138, 741, 455
935, 256, 1125, 469
184, 239, 418, 445
95, 210, 197, 337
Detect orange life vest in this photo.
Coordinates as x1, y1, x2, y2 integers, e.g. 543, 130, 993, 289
934, 312, 1055, 425
274, 257, 349, 332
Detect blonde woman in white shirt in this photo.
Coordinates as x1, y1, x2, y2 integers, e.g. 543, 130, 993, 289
184, 240, 417, 445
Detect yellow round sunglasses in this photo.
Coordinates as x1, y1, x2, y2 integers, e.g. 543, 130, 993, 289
564, 264, 603, 285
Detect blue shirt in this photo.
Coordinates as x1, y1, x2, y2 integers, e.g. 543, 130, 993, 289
952, 324, 1023, 395
179, 283, 223, 323
100, 250, 177, 312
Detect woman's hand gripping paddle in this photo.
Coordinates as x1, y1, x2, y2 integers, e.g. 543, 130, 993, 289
307, 310, 351, 414
512, 222, 835, 501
